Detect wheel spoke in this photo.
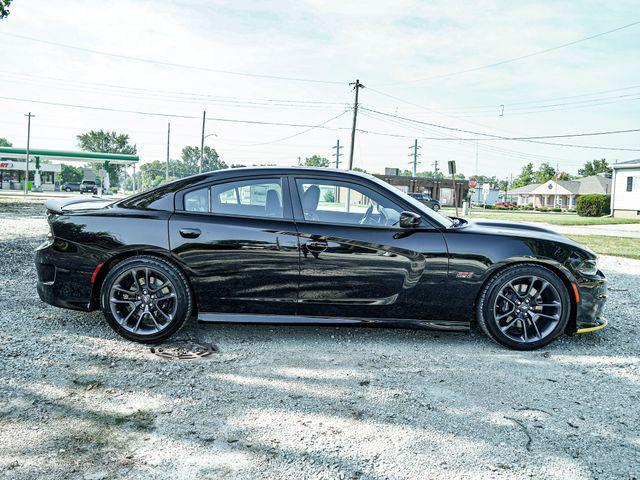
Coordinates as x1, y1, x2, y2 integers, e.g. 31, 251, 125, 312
150, 281, 168, 293
113, 286, 135, 295
121, 305, 138, 325
155, 292, 176, 302
529, 314, 542, 338
110, 298, 135, 305
130, 270, 140, 291
132, 311, 145, 332
144, 268, 150, 291
498, 293, 515, 305
147, 311, 161, 330
500, 316, 520, 332
536, 312, 560, 321
521, 319, 528, 341
496, 309, 515, 321
154, 306, 172, 322
524, 276, 537, 297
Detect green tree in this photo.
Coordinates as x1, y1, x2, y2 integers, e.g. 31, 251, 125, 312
60, 164, 83, 183
1, 0, 12, 19
77, 130, 137, 188
512, 163, 535, 188
578, 159, 612, 177
0, 137, 12, 147
180, 146, 227, 174
140, 160, 169, 190
534, 163, 557, 184
304, 155, 330, 168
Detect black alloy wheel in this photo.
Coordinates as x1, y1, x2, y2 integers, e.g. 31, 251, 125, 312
476, 264, 570, 350
101, 256, 193, 343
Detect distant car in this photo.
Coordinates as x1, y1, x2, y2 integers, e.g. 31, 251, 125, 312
408, 192, 441, 211
495, 202, 517, 209
80, 180, 98, 194
61, 182, 80, 192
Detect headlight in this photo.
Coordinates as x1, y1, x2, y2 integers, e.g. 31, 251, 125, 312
576, 258, 598, 276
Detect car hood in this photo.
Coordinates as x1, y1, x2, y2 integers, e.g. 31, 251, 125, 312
456, 218, 590, 252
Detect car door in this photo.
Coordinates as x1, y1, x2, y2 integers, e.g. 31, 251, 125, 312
169, 175, 300, 315
290, 175, 450, 322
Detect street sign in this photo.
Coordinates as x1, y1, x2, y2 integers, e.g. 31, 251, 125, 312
482, 183, 490, 203
468, 177, 477, 188
447, 160, 456, 175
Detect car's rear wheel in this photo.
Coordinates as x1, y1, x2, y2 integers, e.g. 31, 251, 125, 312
100, 256, 193, 343
476, 264, 570, 350
432, 204, 440, 211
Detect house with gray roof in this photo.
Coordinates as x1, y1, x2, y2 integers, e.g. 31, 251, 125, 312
508, 174, 611, 209
610, 159, 640, 218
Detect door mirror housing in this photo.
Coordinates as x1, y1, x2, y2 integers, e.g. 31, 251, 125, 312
399, 211, 421, 228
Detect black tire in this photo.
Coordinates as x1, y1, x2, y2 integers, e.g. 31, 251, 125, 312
432, 204, 440, 211
100, 255, 193, 343
476, 264, 570, 350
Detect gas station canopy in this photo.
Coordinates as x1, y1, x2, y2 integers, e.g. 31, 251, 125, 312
0, 147, 139, 164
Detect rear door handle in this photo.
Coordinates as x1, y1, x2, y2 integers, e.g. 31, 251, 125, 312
179, 228, 201, 239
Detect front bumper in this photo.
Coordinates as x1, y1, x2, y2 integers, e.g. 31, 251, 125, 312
574, 269, 607, 334
35, 240, 95, 311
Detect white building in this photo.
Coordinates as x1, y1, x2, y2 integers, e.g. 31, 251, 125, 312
611, 159, 640, 218
509, 175, 611, 209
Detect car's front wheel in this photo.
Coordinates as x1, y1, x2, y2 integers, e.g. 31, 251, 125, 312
100, 255, 193, 343
476, 264, 570, 350
432, 204, 440, 211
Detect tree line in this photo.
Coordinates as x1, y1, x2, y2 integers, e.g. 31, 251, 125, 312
0, 131, 616, 192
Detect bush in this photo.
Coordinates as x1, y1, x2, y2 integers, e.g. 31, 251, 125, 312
550, 207, 562, 212
576, 194, 611, 217
536, 207, 549, 212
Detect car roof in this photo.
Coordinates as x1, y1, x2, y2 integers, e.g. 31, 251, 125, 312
189, 166, 375, 182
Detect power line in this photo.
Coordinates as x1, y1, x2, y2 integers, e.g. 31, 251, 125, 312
360, 107, 640, 151
0, 95, 352, 130
0, 72, 348, 112
376, 20, 640, 86
0, 32, 346, 85
239, 111, 350, 146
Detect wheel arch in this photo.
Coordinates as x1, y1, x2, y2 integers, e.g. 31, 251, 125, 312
472, 259, 578, 335
90, 249, 196, 313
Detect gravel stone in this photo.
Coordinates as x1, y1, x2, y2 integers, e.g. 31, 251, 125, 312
0, 201, 638, 479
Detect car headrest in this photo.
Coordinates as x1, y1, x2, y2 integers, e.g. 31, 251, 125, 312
301, 185, 320, 213
265, 189, 282, 217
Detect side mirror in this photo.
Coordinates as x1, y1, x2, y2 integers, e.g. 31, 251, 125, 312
399, 211, 421, 228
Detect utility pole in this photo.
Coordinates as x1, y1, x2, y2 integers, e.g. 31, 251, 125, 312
433, 159, 439, 174
297, 156, 302, 166
332, 139, 343, 168
23, 112, 35, 196
408, 139, 421, 177
348, 79, 364, 170
166, 122, 171, 182
199, 110, 206, 174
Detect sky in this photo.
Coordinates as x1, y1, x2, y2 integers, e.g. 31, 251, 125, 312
0, 0, 639, 179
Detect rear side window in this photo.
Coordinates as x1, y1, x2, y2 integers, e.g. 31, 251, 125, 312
184, 188, 209, 212
181, 178, 284, 218
211, 178, 283, 218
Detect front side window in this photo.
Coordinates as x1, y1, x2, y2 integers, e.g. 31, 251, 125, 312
295, 178, 403, 227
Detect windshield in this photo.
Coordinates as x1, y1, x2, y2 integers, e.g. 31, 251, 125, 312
369, 176, 454, 228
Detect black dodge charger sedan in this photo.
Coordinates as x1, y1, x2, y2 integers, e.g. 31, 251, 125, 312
35, 167, 607, 350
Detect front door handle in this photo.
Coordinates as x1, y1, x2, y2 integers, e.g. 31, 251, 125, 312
179, 228, 201, 239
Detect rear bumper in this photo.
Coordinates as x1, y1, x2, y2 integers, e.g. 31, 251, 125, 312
35, 240, 95, 311
574, 270, 607, 333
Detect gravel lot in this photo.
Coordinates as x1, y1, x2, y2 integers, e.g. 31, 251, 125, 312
0, 202, 638, 480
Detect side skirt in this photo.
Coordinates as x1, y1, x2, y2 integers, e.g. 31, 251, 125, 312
197, 313, 470, 332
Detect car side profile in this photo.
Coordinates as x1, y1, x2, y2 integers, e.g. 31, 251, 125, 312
35, 167, 607, 350
62, 182, 81, 192
408, 192, 441, 211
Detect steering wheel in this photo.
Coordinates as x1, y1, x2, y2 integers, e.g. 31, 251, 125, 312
359, 204, 374, 225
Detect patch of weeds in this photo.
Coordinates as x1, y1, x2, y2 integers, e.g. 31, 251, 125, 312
114, 410, 157, 432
